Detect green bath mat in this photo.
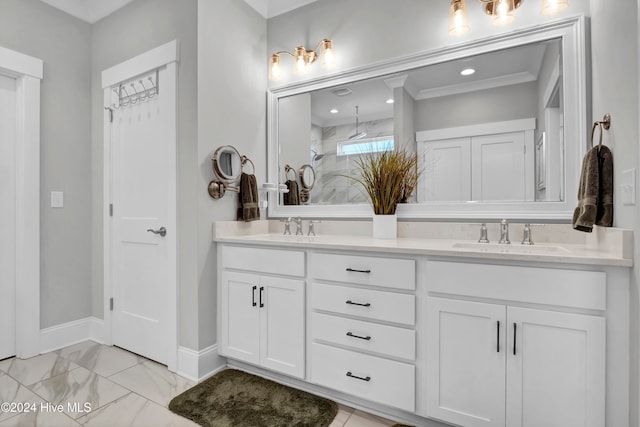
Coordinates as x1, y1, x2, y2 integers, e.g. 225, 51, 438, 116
169, 369, 338, 427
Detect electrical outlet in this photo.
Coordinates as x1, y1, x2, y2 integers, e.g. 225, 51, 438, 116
622, 169, 636, 206
51, 191, 64, 208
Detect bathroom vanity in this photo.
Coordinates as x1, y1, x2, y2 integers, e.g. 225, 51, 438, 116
215, 223, 631, 427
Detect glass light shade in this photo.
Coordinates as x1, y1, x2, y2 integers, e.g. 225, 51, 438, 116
541, 0, 569, 16
269, 54, 282, 80
491, 0, 516, 26
320, 39, 336, 68
449, 0, 469, 36
293, 47, 308, 75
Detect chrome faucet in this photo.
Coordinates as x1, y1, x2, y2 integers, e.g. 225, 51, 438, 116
498, 219, 510, 244
308, 220, 320, 236
294, 217, 304, 235
282, 218, 292, 235
521, 223, 534, 245
478, 223, 489, 243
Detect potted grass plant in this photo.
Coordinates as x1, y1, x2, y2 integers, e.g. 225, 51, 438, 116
349, 146, 420, 238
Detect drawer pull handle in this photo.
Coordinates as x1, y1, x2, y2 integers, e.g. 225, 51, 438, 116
259, 286, 265, 308
252, 286, 257, 307
346, 332, 372, 341
496, 320, 500, 353
346, 268, 371, 273
346, 371, 371, 382
346, 300, 371, 307
513, 322, 517, 356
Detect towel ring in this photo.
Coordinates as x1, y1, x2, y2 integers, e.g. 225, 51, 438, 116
240, 156, 256, 175
284, 164, 297, 181
590, 113, 611, 148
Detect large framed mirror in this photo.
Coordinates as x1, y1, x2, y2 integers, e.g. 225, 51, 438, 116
268, 16, 587, 220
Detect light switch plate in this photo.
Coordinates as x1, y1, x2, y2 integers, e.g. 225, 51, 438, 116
622, 169, 635, 205
51, 191, 64, 208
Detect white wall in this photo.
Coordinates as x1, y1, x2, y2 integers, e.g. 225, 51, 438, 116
198, 0, 267, 348
0, 0, 92, 329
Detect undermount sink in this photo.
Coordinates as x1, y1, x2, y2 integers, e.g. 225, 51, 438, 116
452, 242, 571, 254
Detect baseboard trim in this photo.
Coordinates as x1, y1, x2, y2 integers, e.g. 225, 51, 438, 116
177, 344, 226, 382
40, 317, 104, 354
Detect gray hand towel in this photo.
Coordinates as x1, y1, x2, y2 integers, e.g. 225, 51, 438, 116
237, 173, 260, 222
573, 145, 614, 232
283, 179, 300, 205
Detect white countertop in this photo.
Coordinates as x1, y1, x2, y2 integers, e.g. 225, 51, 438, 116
213, 232, 633, 268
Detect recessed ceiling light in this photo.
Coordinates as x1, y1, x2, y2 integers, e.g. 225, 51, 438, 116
460, 68, 476, 76
329, 108, 339, 114
386, 98, 395, 104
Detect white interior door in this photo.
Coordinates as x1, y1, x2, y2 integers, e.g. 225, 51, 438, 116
0, 74, 16, 360
109, 66, 175, 365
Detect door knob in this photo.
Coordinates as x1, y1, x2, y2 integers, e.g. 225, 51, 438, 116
146, 227, 167, 237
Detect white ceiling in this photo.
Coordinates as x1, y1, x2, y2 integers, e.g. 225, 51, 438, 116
39, 0, 136, 23
39, 0, 319, 23
242, 0, 321, 19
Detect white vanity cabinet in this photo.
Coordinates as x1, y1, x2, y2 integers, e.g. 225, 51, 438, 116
309, 252, 417, 413
219, 245, 305, 378
425, 260, 606, 427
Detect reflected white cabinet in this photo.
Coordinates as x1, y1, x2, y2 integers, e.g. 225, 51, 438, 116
426, 297, 605, 427
417, 119, 535, 202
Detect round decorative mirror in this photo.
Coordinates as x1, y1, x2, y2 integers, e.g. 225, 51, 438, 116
212, 145, 242, 184
298, 164, 315, 190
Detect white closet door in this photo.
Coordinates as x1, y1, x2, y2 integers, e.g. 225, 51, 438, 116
471, 132, 526, 201
0, 74, 17, 360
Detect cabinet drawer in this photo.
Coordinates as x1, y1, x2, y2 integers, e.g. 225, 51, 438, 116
312, 312, 415, 361
311, 253, 415, 290
313, 283, 415, 326
311, 343, 415, 412
222, 245, 304, 277
427, 260, 606, 310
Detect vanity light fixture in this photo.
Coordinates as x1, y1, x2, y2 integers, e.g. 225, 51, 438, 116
269, 39, 335, 80
449, 0, 569, 35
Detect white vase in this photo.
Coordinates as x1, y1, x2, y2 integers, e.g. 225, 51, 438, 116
372, 214, 397, 239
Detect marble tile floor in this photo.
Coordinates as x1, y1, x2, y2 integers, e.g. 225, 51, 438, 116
0, 341, 398, 427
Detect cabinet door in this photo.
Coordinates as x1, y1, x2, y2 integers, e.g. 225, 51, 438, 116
471, 131, 526, 201
506, 307, 605, 427
418, 138, 471, 202
260, 275, 305, 378
220, 271, 260, 365
426, 297, 506, 427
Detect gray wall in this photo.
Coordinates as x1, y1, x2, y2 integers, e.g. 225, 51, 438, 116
414, 82, 538, 131
197, 0, 267, 348
90, 0, 198, 348
0, 0, 92, 328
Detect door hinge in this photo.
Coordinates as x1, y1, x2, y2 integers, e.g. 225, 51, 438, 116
110, 297, 114, 311
109, 204, 113, 217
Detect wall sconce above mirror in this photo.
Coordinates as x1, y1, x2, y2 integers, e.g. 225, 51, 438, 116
449, 0, 569, 35
269, 38, 336, 80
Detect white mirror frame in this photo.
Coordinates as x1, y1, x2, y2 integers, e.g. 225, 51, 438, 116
268, 16, 587, 221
